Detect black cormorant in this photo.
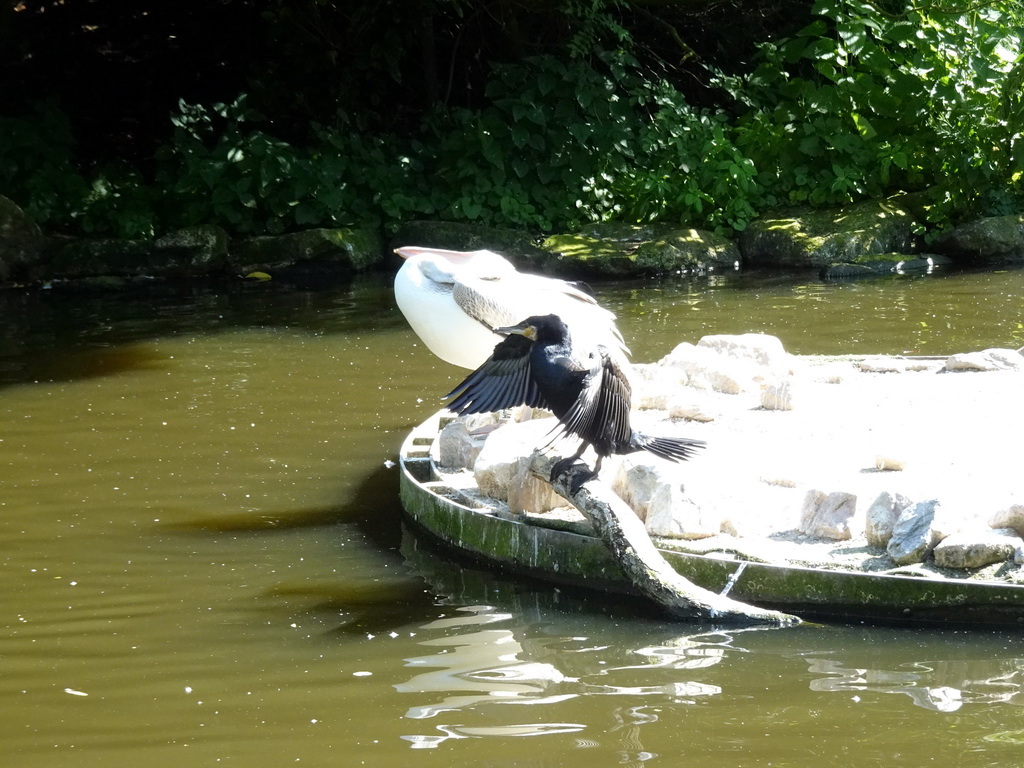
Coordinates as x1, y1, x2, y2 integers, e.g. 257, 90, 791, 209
444, 314, 705, 491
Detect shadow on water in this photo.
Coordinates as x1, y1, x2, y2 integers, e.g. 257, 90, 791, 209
0, 342, 172, 384
401, 521, 676, 623
165, 461, 449, 635
164, 462, 405, 542
0, 273, 403, 388
262, 524, 683, 643
269, 570, 441, 639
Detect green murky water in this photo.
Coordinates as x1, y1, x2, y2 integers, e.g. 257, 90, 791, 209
2, 268, 1023, 767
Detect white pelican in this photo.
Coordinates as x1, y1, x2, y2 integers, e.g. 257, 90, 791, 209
393, 246, 628, 369
444, 314, 704, 492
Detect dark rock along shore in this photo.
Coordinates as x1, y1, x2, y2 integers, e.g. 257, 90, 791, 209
2, 193, 1024, 288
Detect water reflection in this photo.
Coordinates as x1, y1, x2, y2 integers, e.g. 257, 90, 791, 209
608, 266, 1024, 359
394, 531, 1024, 754
393, 601, 727, 749
805, 653, 1024, 712
392, 533, 739, 750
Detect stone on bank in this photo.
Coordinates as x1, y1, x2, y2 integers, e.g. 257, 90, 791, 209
933, 529, 1024, 570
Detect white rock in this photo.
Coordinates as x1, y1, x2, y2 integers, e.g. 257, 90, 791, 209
858, 357, 940, 373
612, 458, 720, 539
657, 342, 763, 395
635, 366, 719, 420
507, 456, 563, 515
761, 380, 795, 410
943, 348, 1024, 371
630, 363, 679, 403
512, 405, 552, 422
990, 504, 1024, 537
440, 330, 1024, 572
887, 499, 943, 565
636, 390, 670, 410
858, 358, 910, 373
697, 333, 790, 368
473, 418, 557, 501
798, 490, 826, 527
437, 420, 485, 470
865, 491, 913, 546
612, 460, 659, 523
668, 403, 716, 422
933, 528, 1023, 569
459, 411, 503, 432
929, 498, 989, 541
799, 490, 857, 540
874, 454, 907, 471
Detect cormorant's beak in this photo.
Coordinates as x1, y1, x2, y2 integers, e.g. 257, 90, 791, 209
494, 322, 537, 340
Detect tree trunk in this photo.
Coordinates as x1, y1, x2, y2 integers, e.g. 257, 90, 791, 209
530, 453, 801, 627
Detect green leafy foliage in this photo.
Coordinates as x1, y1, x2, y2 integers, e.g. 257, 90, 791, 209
156, 97, 305, 235
400, 53, 760, 233
421, 55, 638, 231
1, 2, 1021, 240
0, 102, 160, 238
148, 54, 764, 237
725, 0, 1024, 222
0, 102, 89, 229
154, 97, 433, 235
611, 79, 759, 231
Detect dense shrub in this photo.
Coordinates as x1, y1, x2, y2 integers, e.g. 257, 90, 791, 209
0, 1, 1020, 239
0, 102, 88, 230
726, 0, 1024, 222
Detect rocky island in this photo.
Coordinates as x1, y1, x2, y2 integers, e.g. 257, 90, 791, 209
430, 334, 1024, 585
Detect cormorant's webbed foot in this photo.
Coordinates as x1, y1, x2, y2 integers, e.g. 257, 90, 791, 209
567, 468, 598, 495
550, 457, 597, 495
549, 457, 578, 482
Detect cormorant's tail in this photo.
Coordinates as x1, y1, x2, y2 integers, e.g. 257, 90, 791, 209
633, 433, 706, 462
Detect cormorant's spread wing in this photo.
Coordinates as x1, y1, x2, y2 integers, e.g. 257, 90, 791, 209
557, 347, 632, 446
443, 334, 549, 414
